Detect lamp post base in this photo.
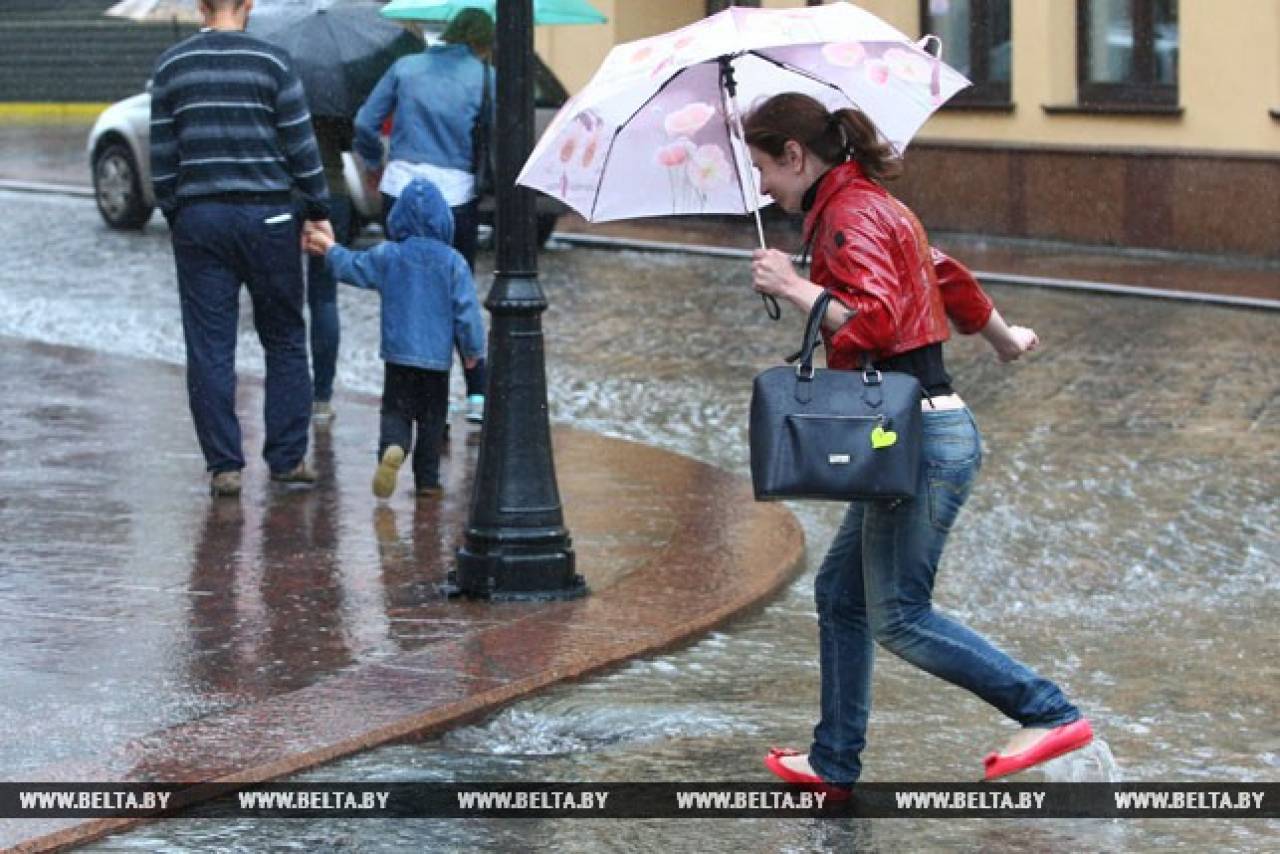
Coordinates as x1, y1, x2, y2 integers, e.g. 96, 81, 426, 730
446, 537, 586, 601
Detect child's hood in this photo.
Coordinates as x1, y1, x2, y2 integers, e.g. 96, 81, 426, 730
386, 178, 455, 245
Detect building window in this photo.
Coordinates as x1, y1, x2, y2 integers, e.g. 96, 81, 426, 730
1078, 0, 1178, 106
706, 0, 759, 13
920, 0, 1011, 106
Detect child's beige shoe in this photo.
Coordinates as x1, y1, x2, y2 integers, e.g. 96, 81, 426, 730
373, 445, 405, 499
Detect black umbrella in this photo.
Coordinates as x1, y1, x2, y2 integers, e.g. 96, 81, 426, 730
249, 1, 424, 118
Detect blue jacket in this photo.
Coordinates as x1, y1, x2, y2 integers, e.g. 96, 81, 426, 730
326, 179, 485, 371
354, 43, 493, 172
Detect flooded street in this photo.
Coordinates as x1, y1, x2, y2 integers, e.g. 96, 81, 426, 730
2, 190, 1277, 852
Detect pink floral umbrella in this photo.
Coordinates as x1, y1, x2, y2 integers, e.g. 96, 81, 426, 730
517, 1, 969, 246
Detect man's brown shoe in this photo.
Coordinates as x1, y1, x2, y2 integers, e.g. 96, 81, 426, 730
312, 401, 335, 427
270, 462, 316, 485
210, 470, 242, 497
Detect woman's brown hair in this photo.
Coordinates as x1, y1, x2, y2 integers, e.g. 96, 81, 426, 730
743, 93, 902, 183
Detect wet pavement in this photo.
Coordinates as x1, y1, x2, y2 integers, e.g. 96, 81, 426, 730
553, 215, 1280, 307
0, 121, 94, 190
3, 119, 1276, 306
0, 337, 802, 852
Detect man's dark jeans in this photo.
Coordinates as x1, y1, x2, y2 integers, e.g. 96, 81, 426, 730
304, 194, 353, 403
379, 362, 449, 490
172, 201, 311, 475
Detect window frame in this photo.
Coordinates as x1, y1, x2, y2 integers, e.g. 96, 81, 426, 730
1076, 0, 1178, 107
919, 0, 1012, 109
705, 0, 759, 13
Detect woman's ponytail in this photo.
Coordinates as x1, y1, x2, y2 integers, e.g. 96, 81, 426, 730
743, 93, 902, 184
831, 108, 902, 183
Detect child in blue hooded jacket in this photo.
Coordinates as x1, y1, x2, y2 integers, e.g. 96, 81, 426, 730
305, 178, 485, 499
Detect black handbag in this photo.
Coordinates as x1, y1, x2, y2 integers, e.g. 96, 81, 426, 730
471, 61, 494, 197
749, 291, 923, 501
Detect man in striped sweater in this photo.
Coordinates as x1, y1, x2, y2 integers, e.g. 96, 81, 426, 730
150, 0, 333, 498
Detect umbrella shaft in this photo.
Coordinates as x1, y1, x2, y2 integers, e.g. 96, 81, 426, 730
725, 81, 766, 250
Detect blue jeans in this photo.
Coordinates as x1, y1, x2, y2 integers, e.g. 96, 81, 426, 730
305, 195, 353, 403
172, 201, 311, 475
808, 408, 1080, 786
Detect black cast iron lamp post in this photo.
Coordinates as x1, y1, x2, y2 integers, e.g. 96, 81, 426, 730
449, 0, 586, 600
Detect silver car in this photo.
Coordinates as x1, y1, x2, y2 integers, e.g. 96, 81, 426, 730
87, 56, 569, 243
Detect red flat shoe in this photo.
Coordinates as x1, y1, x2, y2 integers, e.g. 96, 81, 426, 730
983, 718, 1094, 781
764, 747, 852, 800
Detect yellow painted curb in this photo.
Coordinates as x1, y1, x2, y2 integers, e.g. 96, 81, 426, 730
0, 103, 109, 122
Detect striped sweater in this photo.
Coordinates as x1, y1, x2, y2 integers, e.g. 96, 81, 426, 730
149, 29, 329, 219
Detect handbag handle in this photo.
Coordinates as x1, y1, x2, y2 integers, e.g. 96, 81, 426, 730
794, 290, 834, 379
793, 291, 881, 385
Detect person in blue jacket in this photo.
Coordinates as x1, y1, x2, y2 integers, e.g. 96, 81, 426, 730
304, 179, 485, 499
354, 9, 495, 426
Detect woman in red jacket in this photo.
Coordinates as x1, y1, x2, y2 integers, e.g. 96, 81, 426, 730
745, 93, 1092, 790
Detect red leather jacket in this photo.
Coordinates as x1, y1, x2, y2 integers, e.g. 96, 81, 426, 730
803, 161, 993, 370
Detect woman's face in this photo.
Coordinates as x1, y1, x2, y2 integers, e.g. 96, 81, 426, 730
749, 143, 809, 214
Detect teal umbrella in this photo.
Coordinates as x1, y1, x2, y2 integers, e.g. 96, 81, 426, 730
380, 0, 607, 26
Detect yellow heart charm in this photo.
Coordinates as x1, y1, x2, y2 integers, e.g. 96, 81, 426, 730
870, 426, 897, 449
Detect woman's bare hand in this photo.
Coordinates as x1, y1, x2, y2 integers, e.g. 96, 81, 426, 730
1001, 325, 1040, 362
980, 309, 1041, 363
752, 248, 799, 299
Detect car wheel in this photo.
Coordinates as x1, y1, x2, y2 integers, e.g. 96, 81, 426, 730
93, 143, 153, 229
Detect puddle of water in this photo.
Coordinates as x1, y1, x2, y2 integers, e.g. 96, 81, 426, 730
1041, 740, 1123, 783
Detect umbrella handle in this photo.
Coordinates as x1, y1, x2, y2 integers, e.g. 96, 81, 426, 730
749, 192, 780, 321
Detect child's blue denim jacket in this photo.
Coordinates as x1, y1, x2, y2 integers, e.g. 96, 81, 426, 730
325, 179, 485, 371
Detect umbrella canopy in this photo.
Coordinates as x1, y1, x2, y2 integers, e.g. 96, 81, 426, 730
248, 1, 424, 118
516, 2, 968, 224
104, 0, 357, 24
380, 0, 607, 26
104, 0, 203, 24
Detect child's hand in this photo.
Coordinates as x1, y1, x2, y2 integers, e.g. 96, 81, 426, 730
303, 226, 334, 256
